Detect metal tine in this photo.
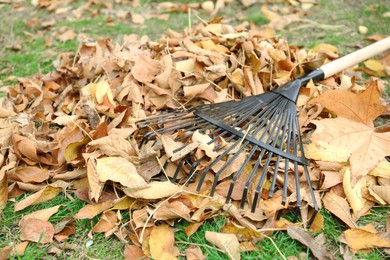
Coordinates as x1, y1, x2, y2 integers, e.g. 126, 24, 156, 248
203, 99, 287, 195
225, 145, 258, 204
224, 97, 287, 143
269, 112, 291, 198
240, 105, 288, 208
296, 116, 319, 228
291, 116, 301, 209
251, 110, 290, 211
171, 151, 195, 182
208, 96, 283, 145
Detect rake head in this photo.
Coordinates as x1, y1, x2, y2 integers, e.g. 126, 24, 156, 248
137, 73, 322, 228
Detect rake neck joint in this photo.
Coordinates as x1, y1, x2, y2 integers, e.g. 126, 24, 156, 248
275, 69, 324, 103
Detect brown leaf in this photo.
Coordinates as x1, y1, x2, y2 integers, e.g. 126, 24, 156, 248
89, 134, 137, 161
74, 200, 115, 219
205, 231, 240, 260
92, 210, 117, 233
131, 54, 161, 83
287, 226, 332, 260
11, 166, 50, 183
14, 186, 61, 212
185, 246, 205, 260
309, 80, 386, 126
221, 221, 261, 241
322, 191, 357, 229
185, 222, 204, 237
54, 218, 76, 242
0, 171, 8, 211
96, 157, 149, 188
311, 117, 390, 185
149, 224, 179, 260
20, 218, 54, 244
123, 181, 179, 200
344, 227, 390, 251
124, 244, 145, 260
21, 205, 61, 222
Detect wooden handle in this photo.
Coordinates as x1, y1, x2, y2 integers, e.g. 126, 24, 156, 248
320, 36, 390, 78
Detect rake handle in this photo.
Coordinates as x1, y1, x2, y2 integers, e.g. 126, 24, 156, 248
320, 36, 390, 78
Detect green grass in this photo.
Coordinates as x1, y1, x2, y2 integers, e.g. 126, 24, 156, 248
0, 0, 389, 259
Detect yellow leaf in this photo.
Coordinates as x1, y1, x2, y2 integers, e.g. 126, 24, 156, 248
149, 224, 179, 260
364, 59, 384, 72
342, 168, 367, 217
123, 181, 179, 200
91, 80, 115, 105
65, 137, 90, 163
369, 160, 390, 178
14, 186, 61, 212
175, 59, 195, 73
89, 134, 137, 162
205, 231, 240, 260
311, 117, 390, 185
304, 140, 350, 162
344, 228, 390, 251
96, 157, 149, 189
21, 205, 61, 222
260, 4, 280, 21
322, 191, 357, 229
312, 43, 339, 54
0, 171, 8, 211
74, 200, 115, 219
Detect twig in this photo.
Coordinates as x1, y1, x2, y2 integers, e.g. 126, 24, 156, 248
264, 234, 287, 260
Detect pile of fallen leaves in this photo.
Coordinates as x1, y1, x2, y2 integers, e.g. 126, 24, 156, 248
0, 16, 389, 259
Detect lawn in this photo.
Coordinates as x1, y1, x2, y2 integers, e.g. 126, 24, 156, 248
0, 0, 389, 259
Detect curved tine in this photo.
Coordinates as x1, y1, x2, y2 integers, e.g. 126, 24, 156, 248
296, 116, 319, 228
186, 155, 207, 182
240, 153, 263, 208
224, 97, 284, 143
269, 113, 291, 198
225, 97, 287, 144
138, 110, 189, 123
251, 110, 289, 211
281, 113, 294, 205
226, 146, 258, 204
196, 137, 242, 192
251, 153, 273, 212
292, 161, 301, 222
304, 165, 319, 228
206, 103, 262, 143
172, 151, 195, 182
210, 140, 251, 197
290, 116, 301, 210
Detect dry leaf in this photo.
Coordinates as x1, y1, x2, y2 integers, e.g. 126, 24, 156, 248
322, 191, 357, 229
89, 134, 137, 161
21, 205, 61, 222
20, 218, 54, 244
311, 117, 390, 185
205, 231, 240, 260
96, 157, 149, 188
149, 224, 179, 260
124, 244, 145, 260
287, 226, 332, 260
14, 186, 62, 212
0, 171, 7, 211
92, 210, 117, 233
132, 54, 161, 83
344, 227, 390, 251
123, 181, 179, 200
309, 80, 386, 125
74, 200, 115, 219
185, 246, 205, 260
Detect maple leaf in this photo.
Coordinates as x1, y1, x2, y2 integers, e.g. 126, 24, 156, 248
309, 80, 390, 184
311, 117, 390, 185
309, 80, 386, 126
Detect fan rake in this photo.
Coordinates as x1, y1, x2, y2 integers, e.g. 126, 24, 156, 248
137, 37, 390, 228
